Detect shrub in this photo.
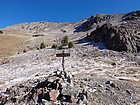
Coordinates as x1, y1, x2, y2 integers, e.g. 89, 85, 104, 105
0, 30, 3, 34
68, 42, 74, 48
40, 42, 46, 49
58, 46, 63, 50
23, 49, 26, 53
51, 44, 57, 49
62, 36, 69, 46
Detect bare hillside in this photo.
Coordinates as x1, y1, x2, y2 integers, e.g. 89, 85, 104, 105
1, 21, 87, 57
0, 34, 28, 57
0, 45, 140, 104
0, 10, 140, 105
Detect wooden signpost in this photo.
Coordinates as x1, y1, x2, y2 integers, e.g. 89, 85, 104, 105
56, 50, 70, 71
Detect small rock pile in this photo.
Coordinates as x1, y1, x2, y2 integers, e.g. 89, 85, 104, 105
0, 70, 88, 105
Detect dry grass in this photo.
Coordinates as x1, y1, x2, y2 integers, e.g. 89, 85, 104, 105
0, 80, 5, 84
0, 29, 53, 57
103, 59, 114, 64
102, 66, 114, 69
0, 34, 28, 57
126, 67, 140, 74
88, 101, 98, 105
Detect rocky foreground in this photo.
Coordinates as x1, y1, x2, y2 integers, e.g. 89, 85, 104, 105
0, 45, 140, 105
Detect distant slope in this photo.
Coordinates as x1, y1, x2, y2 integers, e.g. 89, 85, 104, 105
3, 22, 76, 37
1, 10, 140, 57
2, 12, 127, 40
1, 21, 86, 57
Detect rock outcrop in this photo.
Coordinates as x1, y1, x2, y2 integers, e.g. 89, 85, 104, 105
75, 10, 140, 53
74, 13, 123, 32
86, 21, 140, 52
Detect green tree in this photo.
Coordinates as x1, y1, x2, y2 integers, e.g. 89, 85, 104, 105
62, 36, 69, 46
68, 42, 74, 48
0, 30, 3, 34
58, 46, 63, 50
51, 44, 57, 49
40, 42, 46, 49
23, 49, 26, 53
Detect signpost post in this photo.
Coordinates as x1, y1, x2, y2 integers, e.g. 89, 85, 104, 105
56, 50, 70, 71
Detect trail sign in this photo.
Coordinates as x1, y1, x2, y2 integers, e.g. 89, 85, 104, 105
56, 50, 70, 71
56, 53, 70, 57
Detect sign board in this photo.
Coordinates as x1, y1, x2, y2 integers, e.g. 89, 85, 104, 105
56, 53, 70, 57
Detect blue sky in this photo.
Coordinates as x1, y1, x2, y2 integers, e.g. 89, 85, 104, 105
0, 0, 140, 28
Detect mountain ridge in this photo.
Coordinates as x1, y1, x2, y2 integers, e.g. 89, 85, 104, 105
0, 10, 140, 57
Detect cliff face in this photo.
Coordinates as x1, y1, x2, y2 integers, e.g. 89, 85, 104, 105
86, 23, 140, 52
85, 11, 140, 52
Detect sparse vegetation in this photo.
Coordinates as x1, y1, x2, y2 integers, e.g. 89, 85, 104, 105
68, 42, 74, 48
58, 46, 63, 49
54, 36, 74, 49
51, 44, 57, 49
40, 42, 46, 49
23, 49, 26, 53
0, 80, 5, 84
0, 30, 3, 34
0, 35, 27, 57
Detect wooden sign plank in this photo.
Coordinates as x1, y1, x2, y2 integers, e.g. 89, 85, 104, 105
56, 53, 70, 57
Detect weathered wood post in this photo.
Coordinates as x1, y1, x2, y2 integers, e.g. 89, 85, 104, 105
62, 50, 65, 71
56, 50, 70, 71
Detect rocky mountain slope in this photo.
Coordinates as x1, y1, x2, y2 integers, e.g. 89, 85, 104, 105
0, 45, 140, 105
0, 20, 86, 57
84, 11, 140, 52
2, 10, 140, 53
0, 10, 140, 105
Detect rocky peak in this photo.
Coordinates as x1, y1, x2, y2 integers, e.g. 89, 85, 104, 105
122, 10, 140, 21
74, 13, 122, 32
